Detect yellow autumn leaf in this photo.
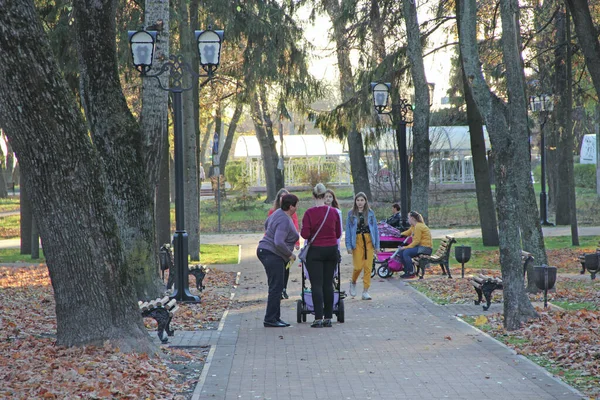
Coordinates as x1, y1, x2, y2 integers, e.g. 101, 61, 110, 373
474, 315, 488, 326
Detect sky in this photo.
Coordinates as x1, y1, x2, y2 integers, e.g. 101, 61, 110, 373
299, 2, 456, 110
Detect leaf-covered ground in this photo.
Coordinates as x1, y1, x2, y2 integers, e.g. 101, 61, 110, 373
408, 265, 600, 398
0, 265, 236, 399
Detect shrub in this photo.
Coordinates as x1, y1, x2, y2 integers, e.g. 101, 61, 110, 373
574, 163, 597, 189
304, 168, 331, 187
225, 161, 244, 190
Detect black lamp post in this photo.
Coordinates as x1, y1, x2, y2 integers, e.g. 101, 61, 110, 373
371, 82, 412, 230
129, 26, 224, 303
529, 94, 554, 227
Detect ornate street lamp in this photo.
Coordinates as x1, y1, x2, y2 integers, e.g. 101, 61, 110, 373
529, 94, 554, 226
371, 82, 412, 230
129, 26, 224, 303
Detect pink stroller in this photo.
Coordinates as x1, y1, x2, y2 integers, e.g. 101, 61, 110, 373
373, 222, 412, 278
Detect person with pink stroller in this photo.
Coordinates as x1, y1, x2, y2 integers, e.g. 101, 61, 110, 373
396, 211, 433, 279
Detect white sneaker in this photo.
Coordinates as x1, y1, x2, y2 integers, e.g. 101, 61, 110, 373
349, 281, 357, 297
362, 291, 372, 300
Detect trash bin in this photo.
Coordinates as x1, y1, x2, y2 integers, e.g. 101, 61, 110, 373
455, 246, 471, 278
533, 264, 557, 309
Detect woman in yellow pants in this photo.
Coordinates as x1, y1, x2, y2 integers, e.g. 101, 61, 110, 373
345, 192, 379, 300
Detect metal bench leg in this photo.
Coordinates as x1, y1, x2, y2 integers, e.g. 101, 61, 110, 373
474, 287, 483, 305
481, 282, 497, 311
143, 307, 172, 343
443, 262, 452, 279
190, 269, 206, 291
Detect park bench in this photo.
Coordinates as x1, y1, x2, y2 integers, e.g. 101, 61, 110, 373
470, 251, 534, 311
578, 240, 599, 279
413, 235, 456, 279
160, 243, 209, 291
139, 296, 179, 343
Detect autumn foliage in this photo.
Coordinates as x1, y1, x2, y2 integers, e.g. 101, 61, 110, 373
0, 265, 235, 399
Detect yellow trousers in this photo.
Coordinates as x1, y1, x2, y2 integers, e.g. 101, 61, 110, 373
351, 233, 374, 290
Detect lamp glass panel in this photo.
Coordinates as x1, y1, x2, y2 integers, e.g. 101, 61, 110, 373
130, 31, 154, 67
373, 83, 389, 108
198, 31, 221, 66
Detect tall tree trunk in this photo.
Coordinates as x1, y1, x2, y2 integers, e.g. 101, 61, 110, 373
456, 0, 499, 247
0, 0, 155, 352
402, 0, 430, 221
177, 0, 200, 261
251, 91, 278, 201
143, 0, 170, 281
219, 101, 244, 173
554, 7, 579, 243
459, 0, 538, 330
259, 88, 284, 191
565, 0, 600, 199
20, 174, 32, 255
156, 121, 171, 249
73, 0, 162, 299
554, 8, 570, 226
324, 0, 371, 199
200, 121, 214, 167
0, 145, 8, 198
141, 0, 169, 189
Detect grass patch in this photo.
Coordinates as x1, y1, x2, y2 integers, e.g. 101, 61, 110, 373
0, 197, 20, 213
551, 300, 598, 311
409, 281, 451, 305
527, 355, 599, 394
0, 248, 45, 263
199, 244, 238, 265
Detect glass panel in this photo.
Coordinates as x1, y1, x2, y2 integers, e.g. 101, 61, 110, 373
197, 31, 221, 66
132, 43, 153, 66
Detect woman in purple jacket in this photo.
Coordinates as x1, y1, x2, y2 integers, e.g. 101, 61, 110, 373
257, 194, 299, 327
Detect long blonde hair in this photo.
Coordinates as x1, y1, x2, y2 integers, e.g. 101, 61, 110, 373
272, 188, 289, 210
351, 192, 370, 216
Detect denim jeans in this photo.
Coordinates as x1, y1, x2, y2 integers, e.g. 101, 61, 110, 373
399, 246, 432, 274
257, 248, 285, 323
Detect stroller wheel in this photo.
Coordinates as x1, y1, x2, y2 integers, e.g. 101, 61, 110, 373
337, 299, 345, 323
296, 299, 303, 323
377, 264, 390, 278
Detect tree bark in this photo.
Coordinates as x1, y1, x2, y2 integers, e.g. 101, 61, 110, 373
20, 175, 32, 255
156, 120, 171, 249
565, 0, 600, 199
402, 0, 430, 221
324, 0, 372, 199
459, 0, 538, 330
259, 88, 284, 191
141, 0, 169, 190
200, 121, 214, 167
456, 0, 499, 247
177, 0, 200, 261
219, 101, 244, 174
0, 0, 155, 352
73, 0, 163, 299
251, 91, 278, 202
554, 7, 578, 243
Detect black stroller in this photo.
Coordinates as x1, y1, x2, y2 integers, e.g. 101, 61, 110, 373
296, 261, 345, 323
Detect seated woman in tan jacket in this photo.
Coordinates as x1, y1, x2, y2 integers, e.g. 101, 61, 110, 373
396, 211, 432, 279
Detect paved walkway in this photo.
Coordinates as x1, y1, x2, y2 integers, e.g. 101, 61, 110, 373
161, 233, 589, 400
3, 228, 596, 398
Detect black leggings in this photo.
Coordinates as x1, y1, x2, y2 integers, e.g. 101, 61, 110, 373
305, 245, 338, 320
284, 266, 290, 290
